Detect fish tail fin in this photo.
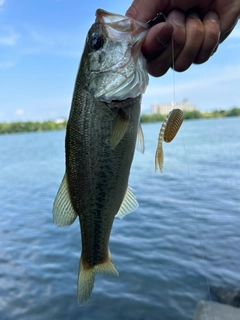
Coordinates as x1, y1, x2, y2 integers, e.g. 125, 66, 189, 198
155, 142, 164, 173
77, 261, 95, 306
77, 251, 118, 305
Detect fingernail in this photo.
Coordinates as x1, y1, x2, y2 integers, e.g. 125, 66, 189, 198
169, 10, 185, 27
211, 32, 221, 55
204, 11, 219, 23
156, 25, 172, 48
156, 37, 169, 48
211, 43, 219, 56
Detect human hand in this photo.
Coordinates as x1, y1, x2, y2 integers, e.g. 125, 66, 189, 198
126, 0, 240, 77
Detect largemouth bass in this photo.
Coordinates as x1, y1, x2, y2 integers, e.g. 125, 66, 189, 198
53, 9, 149, 305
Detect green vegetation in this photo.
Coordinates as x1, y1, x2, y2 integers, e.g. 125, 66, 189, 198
140, 107, 240, 123
140, 113, 166, 123
182, 110, 203, 120
0, 120, 67, 134
0, 107, 239, 134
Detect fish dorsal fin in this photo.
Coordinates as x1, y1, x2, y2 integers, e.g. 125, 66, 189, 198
110, 109, 130, 149
53, 173, 78, 226
155, 142, 164, 173
115, 186, 139, 219
136, 123, 145, 153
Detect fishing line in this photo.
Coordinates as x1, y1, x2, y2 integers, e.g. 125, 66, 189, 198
170, 36, 215, 320
183, 144, 215, 320
171, 37, 176, 107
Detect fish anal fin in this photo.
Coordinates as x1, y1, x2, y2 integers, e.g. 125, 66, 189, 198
155, 143, 164, 173
136, 123, 145, 154
110, 109, 130, 149
52, 173, 78, 226
78, 251, 118, 306
115, 186, 138, 219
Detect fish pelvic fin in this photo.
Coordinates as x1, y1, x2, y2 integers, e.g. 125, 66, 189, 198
78, 251, 119, 306
136, 123, 145, 154
52, 173, 78, 226
110, 109, 130, 149
155, 142, 164, 173
115, 186, 138, 219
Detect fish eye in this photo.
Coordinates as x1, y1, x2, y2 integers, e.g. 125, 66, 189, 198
90, 36, 105, 51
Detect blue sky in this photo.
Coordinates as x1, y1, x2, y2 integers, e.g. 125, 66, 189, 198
0, 0, 239, 122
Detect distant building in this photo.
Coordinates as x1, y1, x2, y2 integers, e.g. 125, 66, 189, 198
55, 118, 66, 124
151, 99, 197, 114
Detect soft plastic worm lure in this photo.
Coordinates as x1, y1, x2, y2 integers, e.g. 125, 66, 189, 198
164, 108, 184, 142
155, 109, 184, 173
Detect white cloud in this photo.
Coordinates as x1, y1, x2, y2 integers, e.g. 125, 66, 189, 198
145, 64, 240, 98
141, 63, 240, 112
16, 25, 86, 58
15, 109, 24, 116
0, 28, 20, 46
0, 61, 14, 68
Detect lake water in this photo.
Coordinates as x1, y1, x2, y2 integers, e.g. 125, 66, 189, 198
0, 117, 239, 320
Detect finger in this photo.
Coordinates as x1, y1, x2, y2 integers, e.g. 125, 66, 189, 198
141, 23, 174, 62
174, 12, 205, 72
204, 0, 240, 43
126, 0, 169, 22
147, 10, 186, 77
219, 23, 237, 43
125, 0, 211, 22
194, 11, 221, 64
167, 10, 187, 60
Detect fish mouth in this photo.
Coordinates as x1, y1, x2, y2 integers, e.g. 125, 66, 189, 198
91, 9, 148, 74
89, 9, 149, 102
95, 9, 148, 50
96, 8, 147, 29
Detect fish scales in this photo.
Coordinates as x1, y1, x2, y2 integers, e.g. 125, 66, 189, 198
66, 96, 141, 269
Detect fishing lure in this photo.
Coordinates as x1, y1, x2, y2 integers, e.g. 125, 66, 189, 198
155, 108, 184, 173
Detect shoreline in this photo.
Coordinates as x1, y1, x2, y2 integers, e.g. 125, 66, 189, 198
0, 108, 239, 134
140, 107, 240, 123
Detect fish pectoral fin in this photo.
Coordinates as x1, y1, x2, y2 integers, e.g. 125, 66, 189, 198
110, 109, 130, 149
155, 142, 164, 173
136, 123, 145, 154
78, 251, 118, 305
52, 173, 78, 226
115, 186, 139, 219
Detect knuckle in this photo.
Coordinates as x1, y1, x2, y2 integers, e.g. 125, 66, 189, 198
191, 22, 204, 38
206, 27, 220, 43
172, 27, 186, 48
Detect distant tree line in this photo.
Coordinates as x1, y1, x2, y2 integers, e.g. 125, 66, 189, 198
0, 120, 67, 134
140, 107, 240, 123
0, 107, 239, 134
